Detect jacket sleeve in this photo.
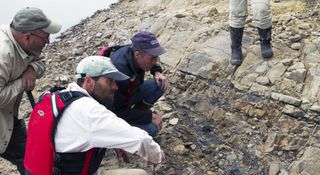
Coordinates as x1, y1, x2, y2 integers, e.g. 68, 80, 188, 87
29, 56, 46, 78
84, 102, 162, 164
150, 64, 162, 76
0, 52, 24, 108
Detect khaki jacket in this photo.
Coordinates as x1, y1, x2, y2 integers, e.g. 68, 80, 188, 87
0, 25, 45, 153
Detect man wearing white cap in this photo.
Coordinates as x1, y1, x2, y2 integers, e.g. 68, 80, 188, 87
24, 56, 164, 175
0, 7, 62, 174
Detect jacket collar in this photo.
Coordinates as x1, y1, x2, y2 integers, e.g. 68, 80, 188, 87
0, 25, 30, 60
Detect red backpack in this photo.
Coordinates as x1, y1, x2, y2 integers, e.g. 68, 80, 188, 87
24, 88, 95, 175
98, 43, 125, 57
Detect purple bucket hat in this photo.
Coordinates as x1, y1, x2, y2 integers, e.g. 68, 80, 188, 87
131, 31, 166, 56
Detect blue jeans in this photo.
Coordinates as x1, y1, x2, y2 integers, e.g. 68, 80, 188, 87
133, 123, 158, 137
131, 78, 164, 105
130, 78, 163, 136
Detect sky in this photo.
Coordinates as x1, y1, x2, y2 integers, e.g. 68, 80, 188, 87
0, 0, 118, 35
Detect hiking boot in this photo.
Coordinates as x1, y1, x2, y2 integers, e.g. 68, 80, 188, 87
258, 27, 273, 59
230, 27, 244, 66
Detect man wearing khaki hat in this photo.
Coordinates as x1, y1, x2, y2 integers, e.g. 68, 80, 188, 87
0, 7, 61, 174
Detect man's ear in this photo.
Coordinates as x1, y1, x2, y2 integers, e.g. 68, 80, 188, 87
19, 33, 32, 48
134, 50, 140, 59
83, 76, 95, 93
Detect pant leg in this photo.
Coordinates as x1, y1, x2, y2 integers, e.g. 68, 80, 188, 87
133, 123, 159, 137
132, 79, 164, 105
252, 0, 272, 29
0, 118, 26, 175
229, 0, 248, 28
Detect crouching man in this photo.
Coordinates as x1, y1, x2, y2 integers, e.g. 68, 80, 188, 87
24, 56, 164, 175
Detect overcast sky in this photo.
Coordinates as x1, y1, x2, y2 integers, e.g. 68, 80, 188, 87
1, 0, 118, 35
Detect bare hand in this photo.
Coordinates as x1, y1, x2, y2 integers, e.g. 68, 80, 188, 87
21, 66, 37, 91
153, 150, 165, 164
160, 150, 165, 162
115, 149, 130, 163
154, 72, 169, 91
152, 113, 162, 131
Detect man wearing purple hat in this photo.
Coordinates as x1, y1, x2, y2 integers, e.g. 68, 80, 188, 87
110, 31, 169, 137
0, 7, 61, 174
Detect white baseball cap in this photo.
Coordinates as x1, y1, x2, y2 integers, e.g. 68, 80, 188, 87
76, 56, 129, 81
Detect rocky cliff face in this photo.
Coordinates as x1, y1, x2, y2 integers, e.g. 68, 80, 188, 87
1, 0, 320, 174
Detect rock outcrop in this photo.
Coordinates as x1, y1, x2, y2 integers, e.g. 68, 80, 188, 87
1, 0, 320, 174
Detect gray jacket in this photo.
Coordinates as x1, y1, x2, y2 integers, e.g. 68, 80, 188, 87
0, 25, 45, 153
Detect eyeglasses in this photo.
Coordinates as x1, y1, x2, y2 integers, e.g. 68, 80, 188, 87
29, 33, 50, 44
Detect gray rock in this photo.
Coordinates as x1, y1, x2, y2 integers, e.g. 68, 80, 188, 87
291, 43, 302, 50
310, 104, 320, 113
74, 47, 86, 56
289, 34, 302, 42
289, 147, 320, 175
283, 104, 305, 118
287, 62, 305, 72
284, 69, 306, 83
174, 144, 188, 154
281, 58, 293, 66
278, 169, 289, 175
226, 153, 237, 161
302, 74, 320, 103
271, 92, 302, 106
255, 64, 269, 74
240, 73, 259, 86
269, 162, 280, 175
304, 53, 320, 64
250, 83, 270, 96
304, 40, 318, 53
267, 63, 287, 84
256, 76, 270, 85
169, 118, 179, 125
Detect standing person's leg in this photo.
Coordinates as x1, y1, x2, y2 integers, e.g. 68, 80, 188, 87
229, 0, 248, 28
0, 117, 26, 175
229, 0, 248, 65
252, 0, 273, 58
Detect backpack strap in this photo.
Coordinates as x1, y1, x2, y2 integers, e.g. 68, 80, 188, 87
98, 44, 129, 57
80, 149, 94, 175
51, 91, 87, 175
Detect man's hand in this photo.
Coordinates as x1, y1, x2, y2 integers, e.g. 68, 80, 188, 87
21, 66, 37, 91
152, 113, 162, 131
115, 149, 130, 163
154, 72, 169, 91
160, 150, 165, 162
152, 150, 165, 164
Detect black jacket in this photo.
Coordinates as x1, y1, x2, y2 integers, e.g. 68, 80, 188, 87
110, 45, 162, 125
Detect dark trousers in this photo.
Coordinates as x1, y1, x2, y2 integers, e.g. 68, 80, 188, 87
0, 117, 26, 175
